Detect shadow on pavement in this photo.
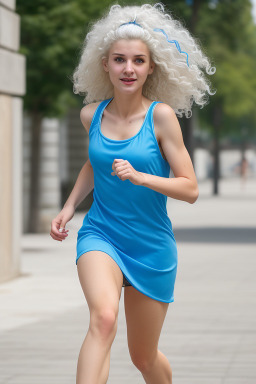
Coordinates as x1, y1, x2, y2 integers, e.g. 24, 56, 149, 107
173, 227, 256, 243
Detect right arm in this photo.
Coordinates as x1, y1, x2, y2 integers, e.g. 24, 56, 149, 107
63, 159, 94, 211
50, 102, 100, 241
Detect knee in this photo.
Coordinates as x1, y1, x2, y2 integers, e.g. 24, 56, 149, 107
130, 350, 157, 374
90, 306, 118, 341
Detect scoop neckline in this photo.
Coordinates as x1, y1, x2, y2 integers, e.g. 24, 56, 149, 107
98, 98, 155, 143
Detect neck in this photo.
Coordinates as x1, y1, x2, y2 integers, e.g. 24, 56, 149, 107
110, 90, 148, 120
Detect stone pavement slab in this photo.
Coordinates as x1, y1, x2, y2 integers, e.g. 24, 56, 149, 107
0, 178, 256, 383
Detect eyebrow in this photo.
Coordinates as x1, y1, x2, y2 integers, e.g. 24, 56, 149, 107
112, 53, 147, 57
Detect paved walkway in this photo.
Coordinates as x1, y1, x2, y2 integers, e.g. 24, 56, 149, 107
0, 178, 256, 384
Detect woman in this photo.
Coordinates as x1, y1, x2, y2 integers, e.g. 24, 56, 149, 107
50, 3, 215, 383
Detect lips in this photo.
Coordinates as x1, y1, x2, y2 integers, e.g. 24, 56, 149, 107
121, 78, 137, 82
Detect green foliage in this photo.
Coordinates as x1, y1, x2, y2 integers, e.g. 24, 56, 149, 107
17, 0, 114, 116
163, 0, 256, 143
196, 0, 256, 140
215, 51, 256, 118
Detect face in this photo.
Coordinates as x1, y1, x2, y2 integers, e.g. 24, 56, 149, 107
102, 39, 155, 94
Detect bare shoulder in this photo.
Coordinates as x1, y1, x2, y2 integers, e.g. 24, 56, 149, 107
80, 101, 102, 134
154, 102, 182, 140
154, 102, 177, 125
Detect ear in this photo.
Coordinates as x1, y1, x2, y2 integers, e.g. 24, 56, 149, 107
148, 60, 155, 75
102, 56, 109, 72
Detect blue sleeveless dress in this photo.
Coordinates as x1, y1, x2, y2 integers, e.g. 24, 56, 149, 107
76, 98, 178, 303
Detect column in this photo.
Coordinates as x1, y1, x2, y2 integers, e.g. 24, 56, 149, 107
0, 0, 26, 282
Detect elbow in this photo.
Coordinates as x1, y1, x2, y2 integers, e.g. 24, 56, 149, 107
188, 186, 199, 204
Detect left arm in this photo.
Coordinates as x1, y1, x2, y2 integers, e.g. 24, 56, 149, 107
141, 103, 199, 204
111, 104, 199, 204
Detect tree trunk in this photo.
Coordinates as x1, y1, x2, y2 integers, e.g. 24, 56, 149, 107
182, 0, 200, 166
190, 0, 200, 32
182, 116, 194, 165
28, 111, 43, 233
212, 105, 222, 195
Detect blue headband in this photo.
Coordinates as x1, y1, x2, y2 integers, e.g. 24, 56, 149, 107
119, 20, 190, 67
119, 20, 143, 28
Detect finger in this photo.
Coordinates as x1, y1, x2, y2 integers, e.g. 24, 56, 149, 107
118, 170, 130, 180
118, 169, 129, 176
51, 230, 68, 240
52, 229, 68, 239
116, 164, 126, 172
114, 159, 125, 166
58, 228, 69, 240
51, 222, 68, 236
50, 233, 63, 242
59, 219, 69, 234
57, 229, 68, 238
58, 229, 69, 237
59, 221, 65, 231
51, 223, 68, 238
115, 158, 127, 164
52, 218, 66, 230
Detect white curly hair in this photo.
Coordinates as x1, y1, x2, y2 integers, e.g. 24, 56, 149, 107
72, 2, 216, 118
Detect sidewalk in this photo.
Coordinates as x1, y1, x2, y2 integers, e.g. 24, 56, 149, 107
0, 178, 256, 384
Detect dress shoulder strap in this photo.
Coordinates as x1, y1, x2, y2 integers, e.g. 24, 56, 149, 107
89, 98, 113, 136
148, 101, 163, 127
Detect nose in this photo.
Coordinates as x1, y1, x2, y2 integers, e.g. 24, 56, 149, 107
124, 60, 134, 75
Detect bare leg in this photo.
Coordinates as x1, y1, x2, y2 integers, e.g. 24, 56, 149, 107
76, 251, 123, 384
77, 330, 113, 384
99, 349, 111, 383
124, 287, 172, 384
141, 350, 172, 384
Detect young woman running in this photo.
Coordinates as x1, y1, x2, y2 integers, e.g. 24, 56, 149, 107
50, 3, 215, 383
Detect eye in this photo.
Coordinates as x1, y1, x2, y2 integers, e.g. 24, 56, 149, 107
114, 57, 124, 62
135, 58, 144, 63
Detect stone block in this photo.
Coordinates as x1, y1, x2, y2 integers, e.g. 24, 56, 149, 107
0, 6, 20, 51
40, 190, 60, 207
0, 0, 15, 11
40, 145, 59, 159
40, 130, 59, 144
0, 48, 25, 95
39, 175, 59, 190
40, 160, 59, 175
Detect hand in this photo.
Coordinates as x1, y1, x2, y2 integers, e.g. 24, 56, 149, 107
50, 205, 75, 242
111, 159, 145, 186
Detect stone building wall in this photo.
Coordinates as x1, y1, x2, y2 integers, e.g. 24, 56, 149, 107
0, 0, 26, 282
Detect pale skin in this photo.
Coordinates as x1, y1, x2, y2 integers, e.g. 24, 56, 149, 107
50, 38, 199, 383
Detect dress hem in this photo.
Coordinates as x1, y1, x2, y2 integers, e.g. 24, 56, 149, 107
76, 250, 175, 304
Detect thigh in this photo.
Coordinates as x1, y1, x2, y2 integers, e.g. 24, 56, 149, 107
77, 251, 123, 312
124, 287, 169, 359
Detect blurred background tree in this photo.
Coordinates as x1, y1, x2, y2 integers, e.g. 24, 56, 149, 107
164, 0, 256, 193
197, 0, 256, 193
